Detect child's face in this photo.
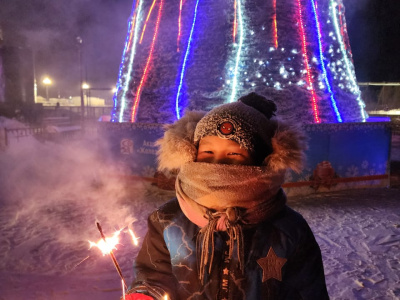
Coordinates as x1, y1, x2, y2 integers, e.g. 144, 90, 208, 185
196, 136, 254, 165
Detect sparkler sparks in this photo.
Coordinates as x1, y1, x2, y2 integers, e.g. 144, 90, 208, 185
88, 223, 140, 298
129, 228, 139, 246
93, 222, 127, 289
89, 228, 122, 255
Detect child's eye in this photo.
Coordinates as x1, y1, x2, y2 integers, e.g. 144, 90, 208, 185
228, 152, 242, 156
203, 151, 213, 154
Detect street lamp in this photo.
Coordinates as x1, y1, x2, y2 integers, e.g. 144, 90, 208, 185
43, 77, 52, 102
77, 36, 84, 121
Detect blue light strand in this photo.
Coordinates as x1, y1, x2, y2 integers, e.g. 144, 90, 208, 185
119, 0, 144, 122
112, 0, 137, 122
175, 0, 201, 119
330, 0, 366, 121
310, 0, 342, 122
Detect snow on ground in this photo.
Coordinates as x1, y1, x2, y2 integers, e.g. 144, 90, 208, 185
0, 118, 399, 300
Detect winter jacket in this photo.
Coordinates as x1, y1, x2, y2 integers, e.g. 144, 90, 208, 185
129, 196, 329, 300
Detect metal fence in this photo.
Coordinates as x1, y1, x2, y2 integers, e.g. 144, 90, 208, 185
0, 125, 84, 149
42, 105, 112, 121
359, 82, 400, 112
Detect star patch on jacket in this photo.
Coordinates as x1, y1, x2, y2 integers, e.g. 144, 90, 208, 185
257, 247, 287, 282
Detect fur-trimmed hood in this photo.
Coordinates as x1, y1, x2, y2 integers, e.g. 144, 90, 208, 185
156, 111, 307, 173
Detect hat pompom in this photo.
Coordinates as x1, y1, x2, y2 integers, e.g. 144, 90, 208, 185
238, 92, 277, 120
156, 111, 206, 172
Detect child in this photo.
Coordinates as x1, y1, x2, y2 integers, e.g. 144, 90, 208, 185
125, 93, 329, 299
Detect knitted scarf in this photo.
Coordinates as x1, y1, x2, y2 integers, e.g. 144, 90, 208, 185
175, 162, 287, 283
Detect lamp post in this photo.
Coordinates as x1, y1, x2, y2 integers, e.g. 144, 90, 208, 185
43, 77, 52, 102
77, 36, 84, 121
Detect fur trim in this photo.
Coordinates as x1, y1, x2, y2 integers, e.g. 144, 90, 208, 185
263, 119, 307, 173
156, 111, 206, 171
157, 112, 307, 174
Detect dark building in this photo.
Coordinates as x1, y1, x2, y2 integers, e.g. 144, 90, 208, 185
0, 45, 34, 107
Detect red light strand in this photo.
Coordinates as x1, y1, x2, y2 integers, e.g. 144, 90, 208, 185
297, 0, 320, 123
131, 0, 163, 122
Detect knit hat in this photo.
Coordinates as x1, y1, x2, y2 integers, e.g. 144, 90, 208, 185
194, 92, 277, 164
156, 92, 307, 172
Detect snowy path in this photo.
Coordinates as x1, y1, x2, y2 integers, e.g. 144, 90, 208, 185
0, 185, 398, 300
289, 189, 400, 300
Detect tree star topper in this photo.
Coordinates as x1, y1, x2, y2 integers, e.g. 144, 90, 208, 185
257, 247, 287, 282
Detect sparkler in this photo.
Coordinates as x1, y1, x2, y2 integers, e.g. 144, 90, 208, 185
129, 228, 139, 246
96, 222, 128, 289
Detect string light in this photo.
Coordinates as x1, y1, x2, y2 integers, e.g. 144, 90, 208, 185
296, 0, 320, 123
175, 0, 201, 119
112, 0, 142, 122
177, 0, 184, 52
118, 0, 143, 122
229, 0, 244, 103
131, 0, 164, 122
272, 0, 278, 48
139, 0, 158, 44
233, 0, 238, 43
310, 0, 342, 122
112, 0, 365, 124
127, 0, 141, 52
331, 0, 366, 121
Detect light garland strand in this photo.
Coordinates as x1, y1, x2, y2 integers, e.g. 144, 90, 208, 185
229, 0, 244, 103
127, 0, 141, 52
112, 7, 135, 121
177, 0, 184, 52
118, 0, 143, 122
310, 0, 342, 122
175, 0, 201, 119
272, 0, 278, 48
131, 0, 164, 122
112, 0, 142, 122
233, 0, 237, 43
139, 0, 157, 44
297, 0, 320, 123
331, 0, 366, 121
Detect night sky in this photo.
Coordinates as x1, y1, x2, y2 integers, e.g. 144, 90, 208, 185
1, 0, 399, 99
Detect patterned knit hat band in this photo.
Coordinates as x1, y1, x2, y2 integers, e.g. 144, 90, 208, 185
194, 103, 267, 153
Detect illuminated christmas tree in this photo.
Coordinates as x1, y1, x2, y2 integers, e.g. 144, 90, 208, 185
111, 0, 367, 124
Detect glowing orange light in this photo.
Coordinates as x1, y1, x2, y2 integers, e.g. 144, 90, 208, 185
89, 229, 122, 255
127, 0, 141, 51
177, 0, 184, 52
272, 0, 278, 48
139, 0, 158, 44
131, 0, 164, 122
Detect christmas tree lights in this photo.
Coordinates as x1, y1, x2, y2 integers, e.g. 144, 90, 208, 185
131, 0, 163, 122
296, 0, 320, 123
111, 0, 367, 124
310, 0, 342, 122
175, 0, 201, 119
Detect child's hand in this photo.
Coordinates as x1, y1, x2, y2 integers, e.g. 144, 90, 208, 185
123, 293, 154, 300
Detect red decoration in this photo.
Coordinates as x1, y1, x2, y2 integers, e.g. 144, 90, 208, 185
219, 122, 234, 135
